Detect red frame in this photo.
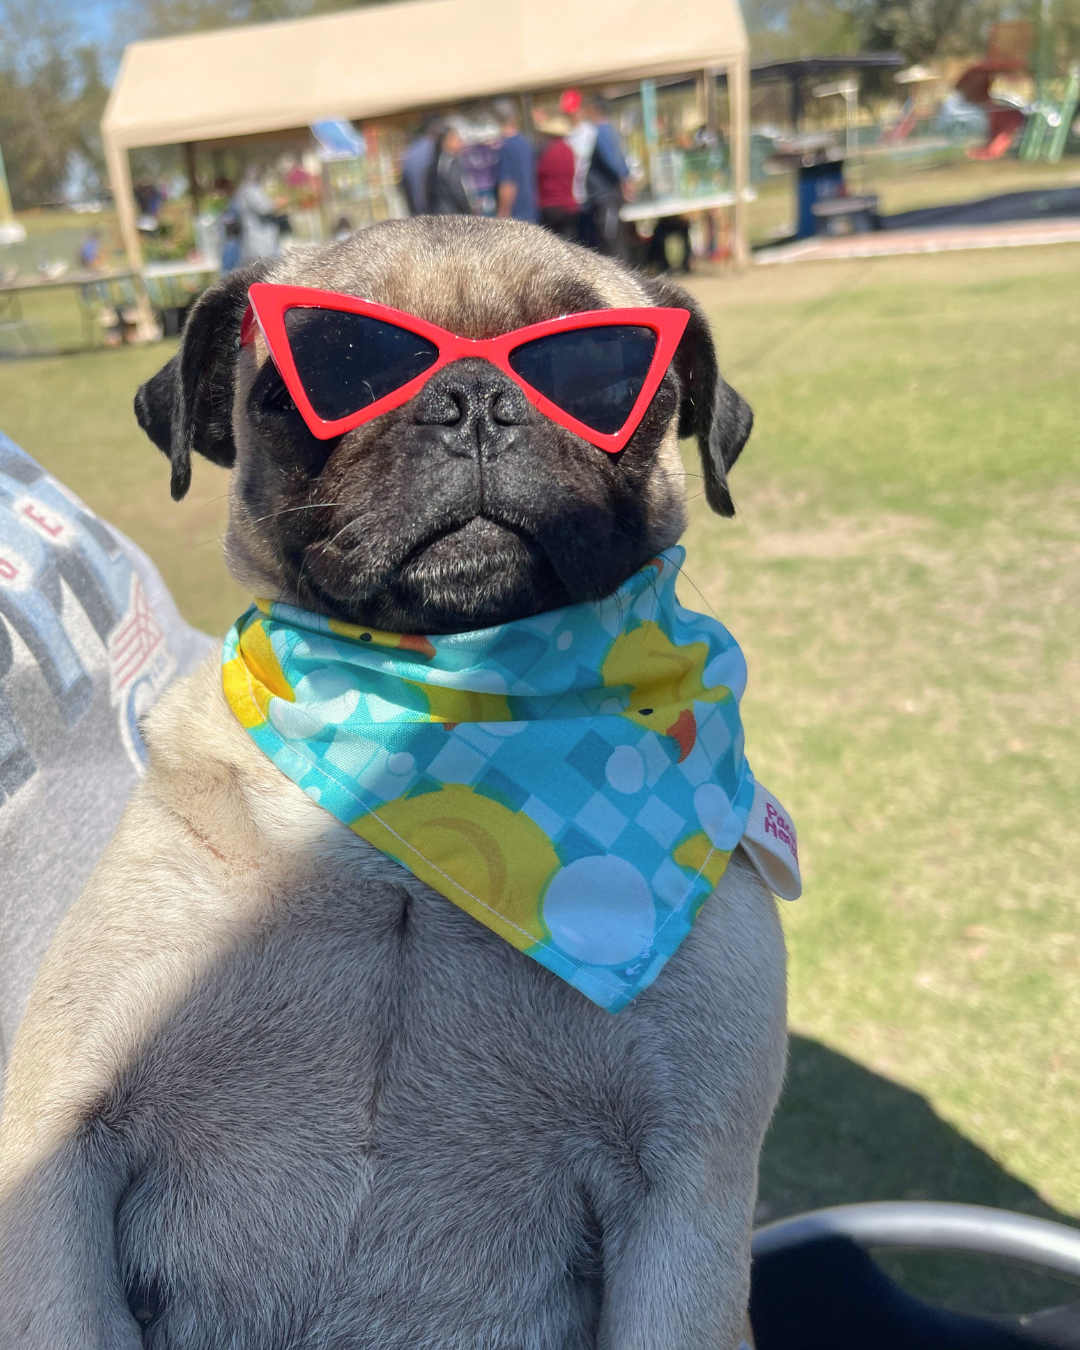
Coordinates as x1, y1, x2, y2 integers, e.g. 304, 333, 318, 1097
242, 283, 690, 454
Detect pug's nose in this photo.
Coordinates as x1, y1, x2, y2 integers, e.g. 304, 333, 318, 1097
412, 358, 529, 457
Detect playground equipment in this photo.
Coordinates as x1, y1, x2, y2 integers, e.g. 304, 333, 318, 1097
1023, 61, 1080, 163
1020, 0, 1079, 163
886, 66, 938, 145
954, 19, 1036, 161
1047, 64, 1080, 162
957, 65, 1028, 160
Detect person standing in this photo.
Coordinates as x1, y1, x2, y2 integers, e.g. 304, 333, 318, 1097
458, 138, 499, 216
133, 178, 163, 232
400, 118, 440, 215
560, 88, 597, 243
78, 227, 103, 270
535, 116, 578, 242
220, 211, 243, 272
493, 98, 537, 223
584, 94, 631, 260
237, 165, 283, 262
427, 124, 474, 216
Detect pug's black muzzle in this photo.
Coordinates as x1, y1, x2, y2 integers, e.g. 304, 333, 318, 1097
411, 358, 531, 463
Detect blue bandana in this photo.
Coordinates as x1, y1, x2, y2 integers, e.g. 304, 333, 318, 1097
222, 547, 798, 1011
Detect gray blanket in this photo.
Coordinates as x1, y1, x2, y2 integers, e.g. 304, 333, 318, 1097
0, 433, 212, 1108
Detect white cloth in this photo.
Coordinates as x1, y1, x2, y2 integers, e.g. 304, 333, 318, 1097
237, 177, 281, 262
566, 121, 598, 206
742, 782, 801, 901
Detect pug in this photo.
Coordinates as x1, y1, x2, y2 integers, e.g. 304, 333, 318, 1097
0, 216, 786, 1350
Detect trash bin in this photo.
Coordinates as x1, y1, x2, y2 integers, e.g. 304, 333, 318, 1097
765, 135, 848, 240
796, 159, 845, 238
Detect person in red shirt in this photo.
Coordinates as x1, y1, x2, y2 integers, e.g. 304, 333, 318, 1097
536, 115, 579, 243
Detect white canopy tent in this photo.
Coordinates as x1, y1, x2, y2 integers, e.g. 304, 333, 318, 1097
102, 0, 750, 329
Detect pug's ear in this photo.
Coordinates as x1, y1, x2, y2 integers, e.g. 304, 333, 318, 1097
134, 260, 271, 501
644, 276, 752, 517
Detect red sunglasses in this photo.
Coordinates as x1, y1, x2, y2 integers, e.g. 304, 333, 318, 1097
241, 283, 690, 454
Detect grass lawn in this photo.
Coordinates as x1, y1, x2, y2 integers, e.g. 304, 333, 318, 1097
0, 341, 245, 632
0, 208, 146, 357
0, 241, 1077, 1312
681, 244, 1080, 1307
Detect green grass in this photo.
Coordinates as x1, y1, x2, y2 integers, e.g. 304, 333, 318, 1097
0, 285, 110, 355
0, 208, 137, 357
0, 341, 246, 632
0, 242, 1077, 1315
679, 245, 1080, 1309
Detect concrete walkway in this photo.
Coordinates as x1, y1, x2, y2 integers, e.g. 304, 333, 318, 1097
755, 216, 1080, 265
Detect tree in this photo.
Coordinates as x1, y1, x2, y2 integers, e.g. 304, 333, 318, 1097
741, 0, 1057, 67
861, 0, 973, 61
858, 0, 1034, 62
0, 0, 109, 207
742, 0, 860, 62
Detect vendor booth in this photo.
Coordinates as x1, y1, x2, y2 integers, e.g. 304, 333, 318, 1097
101, 0, 751, 336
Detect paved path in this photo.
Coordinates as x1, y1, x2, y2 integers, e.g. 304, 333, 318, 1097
755, 216, 1080, 265
885, 185, 1080, 230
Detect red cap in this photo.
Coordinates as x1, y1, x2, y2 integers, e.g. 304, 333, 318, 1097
559, 89, 583, 115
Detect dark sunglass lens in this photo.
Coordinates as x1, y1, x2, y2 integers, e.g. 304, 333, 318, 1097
283, 307, 439, 421
508, 326, 657, 435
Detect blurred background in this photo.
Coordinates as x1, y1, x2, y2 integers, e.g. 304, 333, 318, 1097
0, 0, 1077, 1322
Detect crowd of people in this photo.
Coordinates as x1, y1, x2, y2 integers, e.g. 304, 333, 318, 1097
400, 91, 633, 259
213, 91, 634, 270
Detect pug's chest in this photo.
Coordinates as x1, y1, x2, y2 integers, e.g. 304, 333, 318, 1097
110, 855, 731, 1343
116, 845, 715, 1144
116, 820, 756, 1152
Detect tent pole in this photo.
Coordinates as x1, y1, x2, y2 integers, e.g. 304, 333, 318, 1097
0, 138, 25, 241
104, 135, 159, 342
704, 66, 719, 140
184, 142, 201, 214
730, 53, 750, 267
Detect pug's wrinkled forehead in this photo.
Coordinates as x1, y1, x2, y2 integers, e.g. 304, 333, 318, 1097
267, 215, 648, 338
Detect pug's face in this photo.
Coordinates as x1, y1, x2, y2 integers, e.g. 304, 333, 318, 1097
136, 217, 751, 633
